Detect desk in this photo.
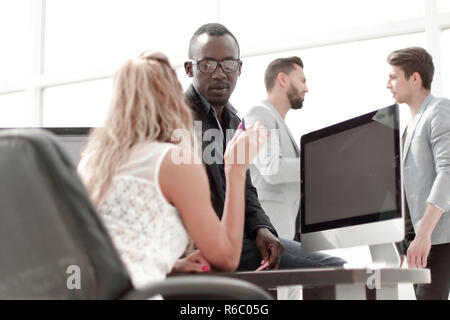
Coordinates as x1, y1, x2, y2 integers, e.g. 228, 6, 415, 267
215, 268, 430, 300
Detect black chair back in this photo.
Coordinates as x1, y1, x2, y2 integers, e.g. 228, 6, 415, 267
0, 129, 132, 299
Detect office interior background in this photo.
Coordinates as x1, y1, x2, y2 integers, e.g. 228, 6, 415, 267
1, 0, 449, 299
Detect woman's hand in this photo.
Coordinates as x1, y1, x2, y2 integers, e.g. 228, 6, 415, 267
170, 250, 211, 274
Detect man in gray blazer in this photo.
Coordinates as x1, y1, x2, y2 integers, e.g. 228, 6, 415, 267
387, 47, 450, 300
245, 57, 308, 240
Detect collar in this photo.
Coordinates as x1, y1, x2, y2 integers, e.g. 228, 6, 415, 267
261, 100, 300, 155
261, 99, 285, 122
192, 86, 238, 115
417, 93, 434, 114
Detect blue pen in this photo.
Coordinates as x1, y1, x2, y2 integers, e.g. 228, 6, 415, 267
241, 118, 246, 130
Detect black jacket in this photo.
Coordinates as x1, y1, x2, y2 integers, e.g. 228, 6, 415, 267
185, 85, 276, 239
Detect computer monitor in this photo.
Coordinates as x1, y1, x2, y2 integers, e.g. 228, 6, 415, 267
300, 105, 404, 267
44, 127, 91, 166
0, 127, 90, 167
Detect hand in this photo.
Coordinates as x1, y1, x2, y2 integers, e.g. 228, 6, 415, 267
254, 228, 284, 270
406, 235, 431, 268
170, 250, 211, 274
224, 121, 267, 174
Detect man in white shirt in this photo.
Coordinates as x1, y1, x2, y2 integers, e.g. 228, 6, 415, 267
245, 57, 308, 240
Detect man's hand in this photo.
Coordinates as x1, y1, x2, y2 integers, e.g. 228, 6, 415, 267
406, 203, 443, 268
170, 250, 211, 274
407, 234, 432, 268
254, 227, 284, 270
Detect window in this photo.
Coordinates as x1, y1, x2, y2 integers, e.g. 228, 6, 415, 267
233, 33, 426, 142
221, 0, 424, 55
0, 0, 32, 88
437, 0, 450, 13
0, 92, 33, 127
44, 0, 217, 76
43, 79, 113, 127
0, 0, 446, 131
442, 29, 450, 97
176, 67, 191, 92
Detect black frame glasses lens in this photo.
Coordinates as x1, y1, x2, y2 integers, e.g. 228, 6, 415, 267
195, 59, 239, 73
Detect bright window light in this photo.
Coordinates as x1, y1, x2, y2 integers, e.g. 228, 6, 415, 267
43, 78, 113, 127
222, 0, 424, 54
437, 0, 450, 13
44, 0, 217, 76
0, 0, 31, 87
0, 92, 33, 127
442, 29, 450, 98
232, 33, 426, 143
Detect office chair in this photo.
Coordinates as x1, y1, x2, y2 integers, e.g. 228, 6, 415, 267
0, 129, 272, 300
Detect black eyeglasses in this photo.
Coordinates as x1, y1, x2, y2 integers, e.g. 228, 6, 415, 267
190, 59, 241, 73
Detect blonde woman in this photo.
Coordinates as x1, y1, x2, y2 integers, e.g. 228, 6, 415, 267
78, 51, 266, 288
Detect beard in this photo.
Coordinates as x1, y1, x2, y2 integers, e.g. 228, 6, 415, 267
289, 97, 303, 110
287, 86, 304, 110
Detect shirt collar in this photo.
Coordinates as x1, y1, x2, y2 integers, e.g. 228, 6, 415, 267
193, 85, 238, 115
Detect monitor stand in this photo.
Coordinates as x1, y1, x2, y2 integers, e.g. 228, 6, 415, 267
369, 243, 401, 268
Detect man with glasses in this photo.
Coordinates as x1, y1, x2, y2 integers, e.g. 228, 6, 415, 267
179, 23, 345, 279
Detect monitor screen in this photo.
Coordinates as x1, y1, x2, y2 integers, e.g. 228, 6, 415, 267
44, 127, 91, 166
301, 105, 401, 234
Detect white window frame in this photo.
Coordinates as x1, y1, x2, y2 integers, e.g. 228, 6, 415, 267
0, 0, 449, 126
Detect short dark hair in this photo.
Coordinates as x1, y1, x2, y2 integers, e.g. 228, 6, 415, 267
188, 23, 240, 59
264, 56, 304, 92
387, 47, 434, 90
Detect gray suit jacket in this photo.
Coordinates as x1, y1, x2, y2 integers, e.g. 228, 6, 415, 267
403, 94, 450, 245
245, 100, 300, 239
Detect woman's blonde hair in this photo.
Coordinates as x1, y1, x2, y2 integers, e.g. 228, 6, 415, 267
80, 51, 194, 205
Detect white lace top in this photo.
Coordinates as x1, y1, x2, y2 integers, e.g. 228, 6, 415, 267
95, 142, 190, 288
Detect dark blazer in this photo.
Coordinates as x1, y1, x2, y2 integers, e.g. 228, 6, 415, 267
185, 85, 276, 239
